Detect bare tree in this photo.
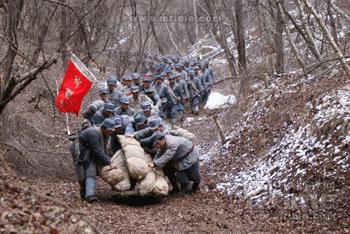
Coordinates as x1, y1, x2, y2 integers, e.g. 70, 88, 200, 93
303, 0, 350, 75
0, 0, 57, 116
235, 0, 247, 72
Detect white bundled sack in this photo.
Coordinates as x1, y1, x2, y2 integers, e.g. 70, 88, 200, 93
118, 135, 169, 196
100, 150, 131, 192
151, 170, 169, 196
170, 126, 195, 141
137, 170, 156, 195
118, 135, 152, 179
136, 169, 169, 196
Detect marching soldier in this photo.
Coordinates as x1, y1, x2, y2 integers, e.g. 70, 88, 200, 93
90, 102, 115, 126
153, 73, 176, 120
106, 75, 122, 107
114, 96, 136, 116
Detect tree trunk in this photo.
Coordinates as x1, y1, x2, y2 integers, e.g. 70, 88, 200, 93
59, 0, 69, 68
278, 2, 306, 74
330, 0, 350, 23
204, 0, 238, 77
295, 0, 322, 61
0, 0, 24, 100
303, 0, 350, 75
275, 1, 284, 74
327, 0, 339, 47
236, 0, 247, 72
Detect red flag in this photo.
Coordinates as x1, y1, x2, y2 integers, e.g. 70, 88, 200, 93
55, 54, 96, 115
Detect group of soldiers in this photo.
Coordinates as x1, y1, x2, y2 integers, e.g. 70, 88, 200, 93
71, 55, 216, 203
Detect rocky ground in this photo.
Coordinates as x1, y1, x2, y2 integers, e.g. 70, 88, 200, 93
1, 74, 350, 233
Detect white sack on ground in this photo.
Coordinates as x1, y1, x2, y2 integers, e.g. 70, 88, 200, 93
100, 150, 131, 192
151, 170, 169, 196
204, 92, 236, 110
118, 135, 152, 180
136, 170, 157, 195
136, 169, 169, 196
118, 135, 169, 196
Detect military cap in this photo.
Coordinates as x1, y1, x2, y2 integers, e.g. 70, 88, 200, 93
98, 87, 108, 94
141, 101, 151, 111
147, 117, 163, 130
152, 132, 165, 147
107, 75, 117, 85
122, 75, 132, 81
102, 118, 116, 131
119, 96, 130, 104
134, 114, 146, 126
131, 86, 140, 93
103, 103, 116, 112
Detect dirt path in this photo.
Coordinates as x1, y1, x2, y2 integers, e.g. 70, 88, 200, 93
30, 106, 250, 233
32, 179, 247, 233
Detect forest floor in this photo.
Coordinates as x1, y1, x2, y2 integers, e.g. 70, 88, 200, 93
1, 75, 350, 233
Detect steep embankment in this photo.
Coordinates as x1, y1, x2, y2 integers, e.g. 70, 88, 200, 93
207, 74, 350, 229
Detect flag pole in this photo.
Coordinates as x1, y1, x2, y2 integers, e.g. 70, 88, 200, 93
69, 52, 99, 85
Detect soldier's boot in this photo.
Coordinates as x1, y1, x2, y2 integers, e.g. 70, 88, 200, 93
193, 105, 199, 115
79, 182, 85, 200
80, 189, 85, 200
180, 183, 192, 194
178, 110, 185, 122
192, 182, 200, 193
86, 195, 98, 203
169, 177, 180, 194
170, 186, 180, 195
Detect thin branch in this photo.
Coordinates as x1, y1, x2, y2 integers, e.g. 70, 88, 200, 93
0, 58, 57, 108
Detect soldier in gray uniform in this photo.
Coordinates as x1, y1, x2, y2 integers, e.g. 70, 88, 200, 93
114, 96, 135, 116
131, 114, 147, 131
164, 67, 173, 82
137, 101, 159, 122
187, 69, 203, 115
128, 86, 153, 112
144, 87, 162, 110
151, 132, 201, 194
120, 75, 133, 95
168, 73, 184, 124
98, 87, 109, 102
140, 76, 152, 93
201, 61, 214, 85
82, 87, 107, 123
90, 102, 115, 126
196, 65, 209, 104
175, 72, 189, 116
153, 73, 176, 120
204, 60, 215, 83
106, 75, 122, 107
78, 118, 116, 202
179, 63, 189, 82
132, 73, 141, 87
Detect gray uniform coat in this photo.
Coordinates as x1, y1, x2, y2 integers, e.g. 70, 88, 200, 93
114, 106, 136, 116
153, 135, 199, 171
79, 127, 111, 167
108, 89, 122, 107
